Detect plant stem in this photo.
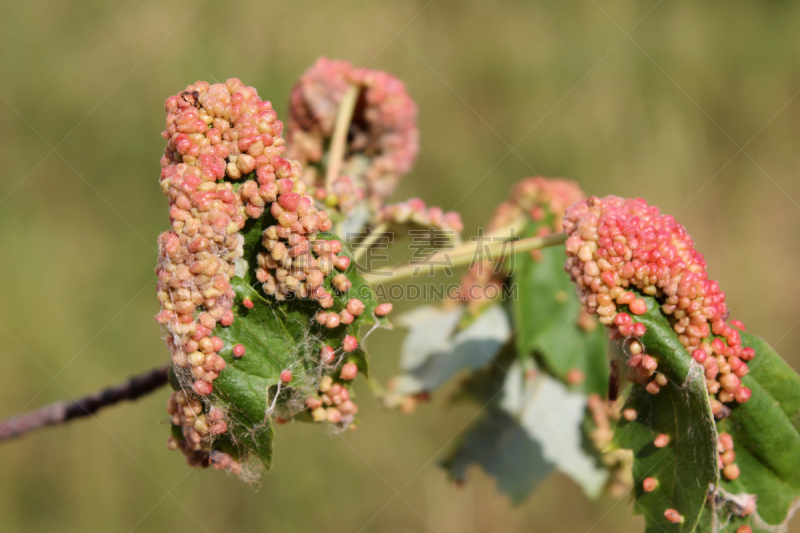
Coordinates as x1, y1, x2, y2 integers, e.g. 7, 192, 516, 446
482, 216, 527, 241
364, 375, 386, 397
363, 232, 567, 285
352, 223, 389, 263
353, 216, 525, 266
0, 365, 170, 443
325, 84, 359, 192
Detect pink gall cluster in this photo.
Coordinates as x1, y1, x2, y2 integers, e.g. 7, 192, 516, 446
315, 297, 365, 329
301, 325, 381, 428
718, 431, 740, 481
305, 375, 359, 427
166, 391, 240, 474
326, 174, 367, 214
256, 231, 350, 305
378, 198, 464, 234
304, 286, 391, 425
156, 79, 369, 466
287, 57, 419, 204
156, 80, 275, 394
563, 196, 754, 411
490, 177, 586, 234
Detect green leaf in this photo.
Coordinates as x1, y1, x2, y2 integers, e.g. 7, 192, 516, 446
511, 223, 609, 395
697, 330, 800, 532
442, 409, 554, 504
445, 353, 607, 502
738, 331, 800, 430
390, 225, 611, 500
170, 214, 384, 472
612, 295, 719, 533
442, 349, 555, 504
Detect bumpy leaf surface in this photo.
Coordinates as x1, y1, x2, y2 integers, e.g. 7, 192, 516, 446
612, 295, 719, 533
173, 214, 385, 470
697, 330, 800, 532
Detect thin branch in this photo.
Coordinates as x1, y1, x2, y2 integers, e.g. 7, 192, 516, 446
364, 375, 387, 397
363, 232, 568, 285
353, 223, 389, 263
325, 84, 360, 192
0, 365, 170, 443
352, 216, 526, 266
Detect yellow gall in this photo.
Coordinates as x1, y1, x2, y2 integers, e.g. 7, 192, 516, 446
723, 463, 741, 480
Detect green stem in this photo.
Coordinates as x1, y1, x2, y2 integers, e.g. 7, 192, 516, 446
364, 375, 386, 398
353, 216, 525, 266
325, 84, 359, 192
483, 217, 527, 241
353, 223, 389, 263
363, 232, 567, 285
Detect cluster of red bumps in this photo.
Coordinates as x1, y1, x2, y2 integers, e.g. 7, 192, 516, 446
378, 198, 463, 234
563, 195, 756, 521
156, 79, 393, 472
286, 57, 419, 206
563, 196, 754, 414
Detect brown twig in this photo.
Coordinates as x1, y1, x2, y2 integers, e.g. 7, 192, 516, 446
0, 365, 170, 443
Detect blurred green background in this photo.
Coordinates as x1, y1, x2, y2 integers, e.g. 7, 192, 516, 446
2, 0, 800, 531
